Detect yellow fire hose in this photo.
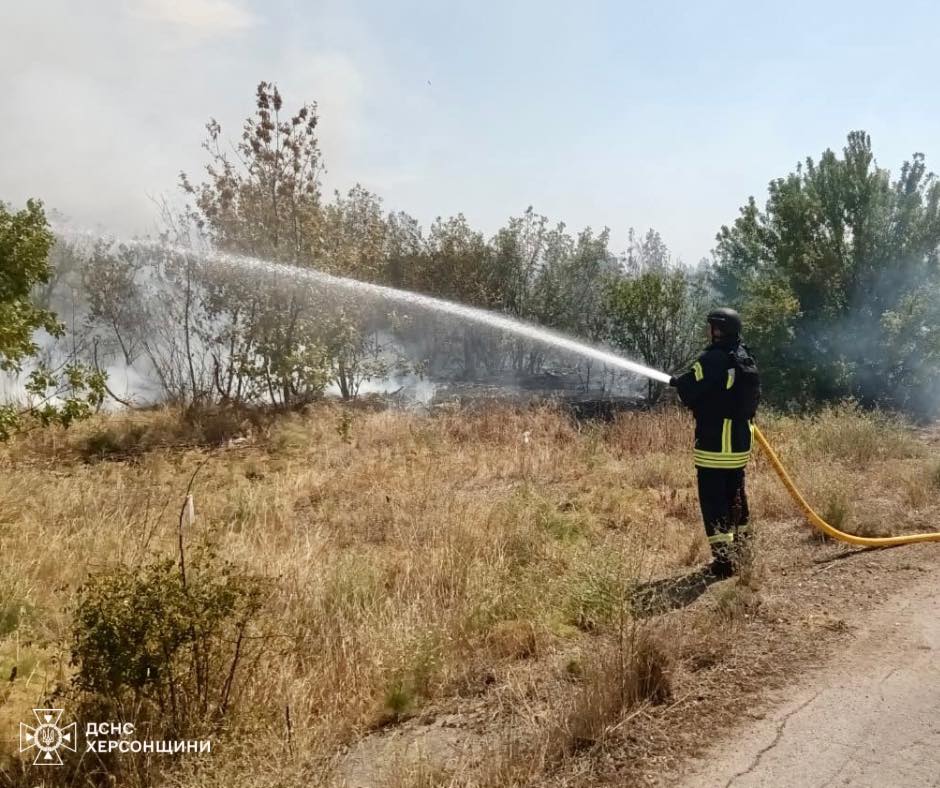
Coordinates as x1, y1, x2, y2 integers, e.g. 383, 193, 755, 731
753, 424, 940, 547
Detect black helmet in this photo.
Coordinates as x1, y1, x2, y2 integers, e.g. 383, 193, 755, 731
707, 307, 742, 336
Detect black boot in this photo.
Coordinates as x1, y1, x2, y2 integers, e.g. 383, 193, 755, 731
707, 556, 735, 579
706, 531, 736, 579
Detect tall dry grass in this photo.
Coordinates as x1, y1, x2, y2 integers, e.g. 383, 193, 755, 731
0, 401, 936, 786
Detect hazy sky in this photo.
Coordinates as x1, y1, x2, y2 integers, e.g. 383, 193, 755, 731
3, 0, 939, 263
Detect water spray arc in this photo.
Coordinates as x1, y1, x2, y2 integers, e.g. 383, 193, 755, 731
114, 237, 672, 386
260, 245, 937, 548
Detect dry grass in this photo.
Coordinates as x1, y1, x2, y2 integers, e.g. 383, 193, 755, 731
559, 626, 672, 752
0, 401, 937, 786
766, 402, 925, 467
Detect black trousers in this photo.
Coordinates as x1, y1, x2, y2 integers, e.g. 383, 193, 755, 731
696, 466, 750, 562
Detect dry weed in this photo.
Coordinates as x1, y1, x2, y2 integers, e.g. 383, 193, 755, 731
547, 625, 672, 757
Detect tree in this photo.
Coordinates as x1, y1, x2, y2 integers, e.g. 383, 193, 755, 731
606, 243, 709, 403
419, 214, 498, 378
181, 81, 324, 264
0, 200, 60, 369
383, 210, 425, 290
713, 131, 940, 416
0, 200, 105, 436
179, 82, 338, 406
318, 185, 402, 398
526, 225, 617, 387
177, 83, 415, 403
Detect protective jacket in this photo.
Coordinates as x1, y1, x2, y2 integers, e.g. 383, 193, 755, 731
674, 338, 759, 469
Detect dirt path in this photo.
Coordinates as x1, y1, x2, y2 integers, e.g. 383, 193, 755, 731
678, 572, 940, 788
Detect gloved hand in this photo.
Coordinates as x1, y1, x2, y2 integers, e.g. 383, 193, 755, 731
668, 376, 678, 387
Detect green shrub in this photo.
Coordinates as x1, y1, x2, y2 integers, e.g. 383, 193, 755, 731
70, 552, 268, 737
381, 679, 414, 721
822, 492, 851, 532
0, 599, 27, 638
373, 633, 444, 727
802, 485, 850, 543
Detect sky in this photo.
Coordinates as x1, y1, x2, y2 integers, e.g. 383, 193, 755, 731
3, 0, 940, 264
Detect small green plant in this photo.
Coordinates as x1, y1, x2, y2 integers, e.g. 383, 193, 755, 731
564, 565, 625, 633
713, 582, 758, 621
822, 492, 851, 531
382, 679, 414, 721
372, 633, 444, 727
535, 504, 585, 542
564, 657, 583, 679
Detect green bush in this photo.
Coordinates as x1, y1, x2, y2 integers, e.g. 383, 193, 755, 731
70, 552, 268, 737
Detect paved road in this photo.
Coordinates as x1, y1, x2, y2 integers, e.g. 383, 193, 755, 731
680, 575, 940, 788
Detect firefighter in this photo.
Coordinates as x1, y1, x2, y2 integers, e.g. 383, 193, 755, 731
669, 308, 760, 578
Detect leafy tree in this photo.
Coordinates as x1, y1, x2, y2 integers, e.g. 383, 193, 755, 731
564, 227, 617, 347
321, 184, 387, 278
0, 200, 60, 370
181, 81, 324, 263
319, 185, 403, 397
383, 210, 425, 290
624, 227, 670, 272
0, 200, 105, 437
527, 225, 616, 385
714, 131, 940, 415
491, 207, 550, 319
606, 236, 709, 402
418, 214, 499, 378
177, 83, 414, 403
178, 82, 334, 406
78, 237, 221, 406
